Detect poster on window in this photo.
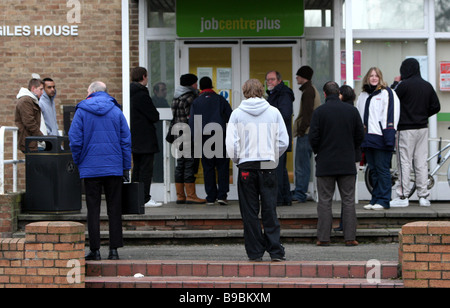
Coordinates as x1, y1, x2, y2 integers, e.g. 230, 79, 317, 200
341, 50, 362, 82
440, 62, 450, 92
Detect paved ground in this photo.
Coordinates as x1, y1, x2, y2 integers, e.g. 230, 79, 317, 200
95, 242, 400, 262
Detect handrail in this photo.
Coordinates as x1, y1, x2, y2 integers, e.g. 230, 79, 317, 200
0, 126, 25, 194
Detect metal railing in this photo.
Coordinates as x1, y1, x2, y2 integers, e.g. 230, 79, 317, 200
0, 126, 25, 194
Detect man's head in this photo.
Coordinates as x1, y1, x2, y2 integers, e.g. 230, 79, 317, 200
265, 71, 282, 91
153, 82, 167, 98
43, 78, 56, 98
87, 81, 107, 96
323, 81, 340, 97
242, 79, 265, 99
296, 66, 314, 85
199, 77, 213, 90
131, 67, 148, 86
28, 78, 44, 99
180, 73, 198, 89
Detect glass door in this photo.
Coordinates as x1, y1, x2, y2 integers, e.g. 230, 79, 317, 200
241, 40, 302, 188
179, 41, 240, 199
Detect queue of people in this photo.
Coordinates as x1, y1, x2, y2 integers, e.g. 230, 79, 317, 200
13, 58, 440, 260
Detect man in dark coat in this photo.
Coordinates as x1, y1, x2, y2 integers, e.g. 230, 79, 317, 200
130, 67, 162, 207
309, 81, 365, 246
266, 70, 294, 206
189, 77, 232, 205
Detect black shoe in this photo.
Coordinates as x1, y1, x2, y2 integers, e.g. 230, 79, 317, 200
108, 248, 119, 260
85, 250, 101, 261
271, 256, 286, 262
248, 257, 263, 262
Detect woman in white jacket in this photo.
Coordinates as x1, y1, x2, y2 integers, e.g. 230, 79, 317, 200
356, 67, 400, 210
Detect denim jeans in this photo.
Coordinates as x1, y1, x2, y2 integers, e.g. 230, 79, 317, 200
293, 135, 312, 202
365, 148, 393, 208
276, 151, 291, 205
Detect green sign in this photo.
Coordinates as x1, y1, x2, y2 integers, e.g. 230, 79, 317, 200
176, 0, 304, 38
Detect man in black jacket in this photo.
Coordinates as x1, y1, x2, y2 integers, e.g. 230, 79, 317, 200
390, 58, 441, 208
130, 67, 162, 207
266, 70, 294, 206
309, 81, 365, 246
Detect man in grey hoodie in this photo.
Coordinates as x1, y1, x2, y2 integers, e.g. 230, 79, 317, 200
14, 78, 45, 152
226, 79, 289, 262
39, 78, 59, 136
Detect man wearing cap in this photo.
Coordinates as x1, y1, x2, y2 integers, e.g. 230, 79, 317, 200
292, 66, 321, 203
189, 77, 232, 205
170, 73, 206, 204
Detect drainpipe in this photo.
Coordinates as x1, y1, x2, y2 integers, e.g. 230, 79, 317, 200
122, 0, 130, 126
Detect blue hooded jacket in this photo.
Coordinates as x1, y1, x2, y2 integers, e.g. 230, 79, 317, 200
69, 91, 131, 179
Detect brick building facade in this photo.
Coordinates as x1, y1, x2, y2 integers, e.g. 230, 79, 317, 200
0, 0, 139, 193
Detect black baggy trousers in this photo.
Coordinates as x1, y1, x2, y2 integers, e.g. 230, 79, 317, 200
237, 168, 285, 260
84, 176, 123, 250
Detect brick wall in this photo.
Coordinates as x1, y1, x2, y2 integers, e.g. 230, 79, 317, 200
399, 221, 450, 288
0, 0, 139, 193
0, 193, 23, 238
0, 221, 85, 288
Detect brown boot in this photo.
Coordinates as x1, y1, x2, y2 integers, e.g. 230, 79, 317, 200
175, 183, 186, 204
184, 183, 206, 204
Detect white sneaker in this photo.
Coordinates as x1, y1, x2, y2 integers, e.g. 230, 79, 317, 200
371, 204, 386, 210
145, 199, 162, 207
419, 197, 430, 207
363, 204, 373, 210
390, 197, 409, 207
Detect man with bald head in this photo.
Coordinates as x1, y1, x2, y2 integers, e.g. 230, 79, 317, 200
69, 81, 131, 261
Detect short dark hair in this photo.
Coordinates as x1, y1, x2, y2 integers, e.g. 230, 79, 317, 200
339, 85, 356, 103
42, 77, 54, 83
28, 78, 44, 91
323, 81, 340, 96
131, 67, 147, 82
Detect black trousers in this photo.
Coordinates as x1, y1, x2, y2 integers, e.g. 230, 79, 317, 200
202, 156, 230, 202
84, 176, 123, 250
132, 153, 155, 203
237, 168, 285, 259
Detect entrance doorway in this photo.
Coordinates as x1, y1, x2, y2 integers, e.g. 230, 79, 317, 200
178, 39, 303, 200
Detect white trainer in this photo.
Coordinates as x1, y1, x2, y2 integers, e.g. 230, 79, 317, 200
371, 204, 386, 210
390, 197, 409, 207
363, 204, 373, 210
145, 199, 162, 207
419, 197, 431, 207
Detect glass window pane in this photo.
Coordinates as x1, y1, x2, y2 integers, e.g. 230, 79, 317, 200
306, 40, 333, 102
345, 0, 424, 30
435, 0, 450, 32
148, 41, 175, 107
305, 10, 332, 27
147, 0, 175, 28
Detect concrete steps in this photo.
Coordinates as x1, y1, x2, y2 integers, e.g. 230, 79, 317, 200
85, 260, 403, 288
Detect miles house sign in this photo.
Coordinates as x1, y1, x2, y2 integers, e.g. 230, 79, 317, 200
176, 0, 304, 38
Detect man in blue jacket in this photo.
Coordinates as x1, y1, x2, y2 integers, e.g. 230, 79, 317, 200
69, 81, 132, 260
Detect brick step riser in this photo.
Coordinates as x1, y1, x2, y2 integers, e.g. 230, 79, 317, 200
86, 261, 400, 280
85, 276, 404, 288
18, 217, 443, 232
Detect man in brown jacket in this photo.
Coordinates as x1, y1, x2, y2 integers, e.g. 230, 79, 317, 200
14, 79, 45, 152
292, 66, 321, 203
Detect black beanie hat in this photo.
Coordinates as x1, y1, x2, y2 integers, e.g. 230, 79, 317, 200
199, 76, 213, 90
296, 66, 314, 80
180, 73, 198, 86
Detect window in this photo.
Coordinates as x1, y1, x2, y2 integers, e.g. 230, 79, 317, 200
436, 0, 450, 32
345, 0, 424, 30
147, 0, 175, 28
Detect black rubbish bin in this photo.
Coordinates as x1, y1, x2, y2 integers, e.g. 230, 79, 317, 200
24, 136, 81, 214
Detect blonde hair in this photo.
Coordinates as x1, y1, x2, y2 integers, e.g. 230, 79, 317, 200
362, 67, 387, 91
242, 79, 264, 99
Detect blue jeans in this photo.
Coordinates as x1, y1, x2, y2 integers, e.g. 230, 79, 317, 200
365, 148, 392, 208
293, 135, 312, 202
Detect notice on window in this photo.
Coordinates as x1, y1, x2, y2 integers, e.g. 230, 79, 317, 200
197, 67, 213, 81
217, 68, 232, 90
440, 62, 450, 92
